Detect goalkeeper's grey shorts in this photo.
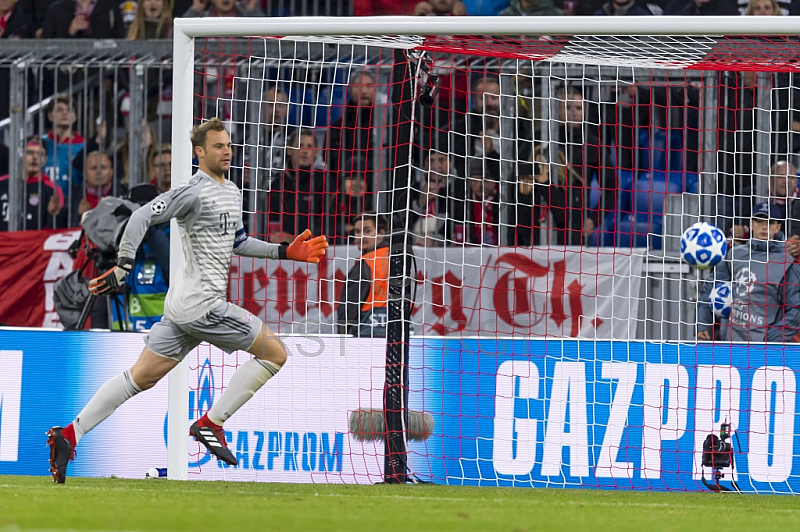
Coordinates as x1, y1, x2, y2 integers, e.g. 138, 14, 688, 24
145, 300, 262, 361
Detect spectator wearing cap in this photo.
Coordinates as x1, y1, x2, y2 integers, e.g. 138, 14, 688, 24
750, 202, 785, 242
0, 139, 62, 231
698, 201, 800, 342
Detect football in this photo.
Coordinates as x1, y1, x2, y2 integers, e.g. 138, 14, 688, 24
709, 282, 733, 318
680, 222, 727, 270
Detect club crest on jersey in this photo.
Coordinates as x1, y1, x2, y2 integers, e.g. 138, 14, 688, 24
151, 199, 167, 215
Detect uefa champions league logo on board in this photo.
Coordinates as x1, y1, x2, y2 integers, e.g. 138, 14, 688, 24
164, 358, 216, 467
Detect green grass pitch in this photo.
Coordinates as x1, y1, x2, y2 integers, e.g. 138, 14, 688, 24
1, 476, 798, 531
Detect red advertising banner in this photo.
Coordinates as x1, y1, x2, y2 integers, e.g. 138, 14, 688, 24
0, 229, 80, 328
2, 232, 644, 339
229, 246, 645, 339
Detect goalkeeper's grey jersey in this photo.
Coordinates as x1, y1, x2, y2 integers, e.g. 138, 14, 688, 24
118, 170, 279, 324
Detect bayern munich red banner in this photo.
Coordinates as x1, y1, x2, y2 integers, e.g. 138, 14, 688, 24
0, 229, 80, 328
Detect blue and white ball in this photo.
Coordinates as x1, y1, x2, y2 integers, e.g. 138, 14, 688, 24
680, 222, 727, 270
709, 282, 733, 319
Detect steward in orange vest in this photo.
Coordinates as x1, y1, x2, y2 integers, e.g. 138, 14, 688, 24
336, 212, 390, 336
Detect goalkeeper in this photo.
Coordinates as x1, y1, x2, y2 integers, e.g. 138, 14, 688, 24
697, 202, 800, 342
46, 118, 328, 483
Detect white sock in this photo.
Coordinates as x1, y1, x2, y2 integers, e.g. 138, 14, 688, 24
206, 358, 281, 425
73, 369, 142, 445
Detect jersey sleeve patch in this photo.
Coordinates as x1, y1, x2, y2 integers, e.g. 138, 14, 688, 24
151, 199, 167, 215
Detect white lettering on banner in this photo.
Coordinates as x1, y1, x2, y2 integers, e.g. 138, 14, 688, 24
44, 281, 55, 312
542, 362, 589, 477
213, 431, 345, 472
40, 231, 79, 328
692, 365, 741, 480
43, 230, 80, 251
493, 361, 539, 476
642, 364, 689, 479
42, 312, 61, 328
227, 247, 644, 339
0, 351, 23, 462
749, 367, 796, 483
596, 362, 638, 478
43, 252, 73, 282
42, 252, 74, 328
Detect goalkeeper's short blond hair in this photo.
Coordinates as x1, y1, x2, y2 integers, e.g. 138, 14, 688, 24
190, 118, 228, 150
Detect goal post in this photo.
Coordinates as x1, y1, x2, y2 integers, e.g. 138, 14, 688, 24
168, 16, 800, 490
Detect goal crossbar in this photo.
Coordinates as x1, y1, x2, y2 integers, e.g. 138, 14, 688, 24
174, 16, 800, 39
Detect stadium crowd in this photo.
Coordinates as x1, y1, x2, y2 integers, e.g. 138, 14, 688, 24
3, 0, 800, 249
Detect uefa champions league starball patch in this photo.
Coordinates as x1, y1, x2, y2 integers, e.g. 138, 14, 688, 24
151, 199, 167, 215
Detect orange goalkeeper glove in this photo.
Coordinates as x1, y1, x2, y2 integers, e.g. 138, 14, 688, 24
283, 229, 328, 263
88, 257, 134, 296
